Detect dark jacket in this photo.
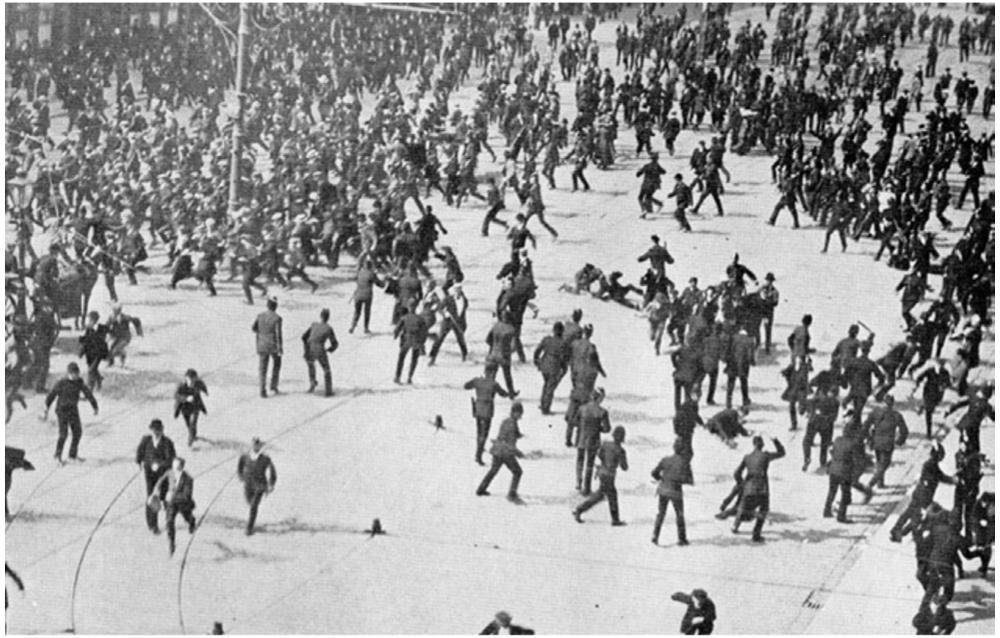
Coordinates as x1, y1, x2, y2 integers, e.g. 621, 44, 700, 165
45, 377, 98, 414
238, 452, 277, 493
464, 376, 509, 420
174, 379, 208, 417
252, 310, 283, 355
864, 407, 909, 451
302, 322, 339, 359
534, 334, 569, 376
489, 417, 523, 459
595, 439, 628, 478
672, 345, 701, 384
576, 401, 611, 450
486, 320, 517, 365
842, 355, 885, 398
394, 312, 428, 350
726, 331, 756, 376
671, 592, 716, 634
653, 454, 693, 498
79, 325, 109, 362
153, 469, 195, 507
827, 435, 859, 480
136, 434, 177, 471
735, 441, 785, 495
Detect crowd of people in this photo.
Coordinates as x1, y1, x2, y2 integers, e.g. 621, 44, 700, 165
5, 2, 995, 633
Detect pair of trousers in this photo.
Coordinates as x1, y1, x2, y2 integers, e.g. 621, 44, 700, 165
653, 493, 687, 543
245, 486, 266, 533
477, 455, 522, 496
258, 353, 281, 392
869, 449, 894, 488
824, 475, 851, 519
734, 493, 768, 538
575, 446, 598, 494
802, 422, 832, 466
429, 319, 467, 361
481, 202, 506, 236
725, 374, 750, 408
539, 370, 563, 413
165, 502, 196, 549
395, 347, 421, 381
351, 299, 372, 331
575, 474, 620, 522
181, 410, 200, 445
475, 417, 491, 463
306, 352, 333, 394
674, 205, 692, 231
693, 189, 724, 215
55, 409, 83, 459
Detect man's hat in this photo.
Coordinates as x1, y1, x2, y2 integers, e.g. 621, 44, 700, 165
150, 419, 164, 431
651, 234, 660, 243
186, 368, 198, 378
765, 272, 775, 281
67, 362, 80, 374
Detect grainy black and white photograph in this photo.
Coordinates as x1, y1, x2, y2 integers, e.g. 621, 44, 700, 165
3, 1, 996, 634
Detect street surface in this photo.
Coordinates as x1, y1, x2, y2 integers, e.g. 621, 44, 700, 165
4, 3, 995, 634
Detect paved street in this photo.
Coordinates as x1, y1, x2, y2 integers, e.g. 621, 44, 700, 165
4, 3, 994, 634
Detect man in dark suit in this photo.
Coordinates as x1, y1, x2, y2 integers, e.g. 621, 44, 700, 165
78, 311, 109, 391
652, 439, 693, 546
914, 359, 950, 438
301, 308, 339, 396
174, 369, 208, 447
152, 456, 196, 555
565, 325, 607, 446
393, 304, 428, 385
732, 436, 785, 542
252, 297, 283, 398
486, 310, 519, 396
480, 611, 534, 635
824, 431, 864, 523
864, 395, 909, 491
575, 389, 612, 495
573, 426, 629, 526
464, 362, 510, 466
725, 327, 755, 410
476, 402, 526, 502
44, 362, 99, 464
237, 438, 277, 536
533, 322, 569, 415
136, 419, 177, 534
842, 343, 885, 417
671, 589, 716, 634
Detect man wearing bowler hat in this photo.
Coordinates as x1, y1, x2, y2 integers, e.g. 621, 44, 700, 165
136, 419, 177, 534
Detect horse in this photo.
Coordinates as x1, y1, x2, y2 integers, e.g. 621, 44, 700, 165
50, 262, 100, 330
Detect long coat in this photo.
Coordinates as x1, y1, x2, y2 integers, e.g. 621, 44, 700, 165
252, 310, 283, 355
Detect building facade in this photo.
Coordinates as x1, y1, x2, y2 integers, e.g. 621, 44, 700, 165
6, 3, 182, 48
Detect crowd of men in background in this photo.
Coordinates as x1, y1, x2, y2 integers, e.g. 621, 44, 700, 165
5, 2, 995, 633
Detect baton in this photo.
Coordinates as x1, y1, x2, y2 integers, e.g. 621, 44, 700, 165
856, 320, 875, 336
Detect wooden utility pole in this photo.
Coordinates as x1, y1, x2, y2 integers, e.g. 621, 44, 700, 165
227, 3, 248, 214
